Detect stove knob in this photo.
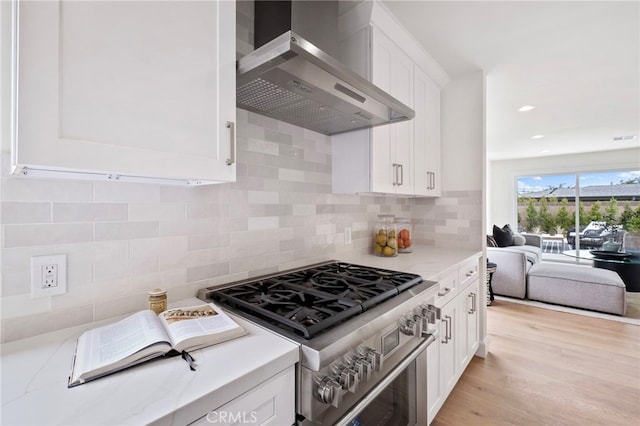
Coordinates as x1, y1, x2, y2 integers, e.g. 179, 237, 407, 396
339, 367, 359, 393
333, 363, 358, 393
362, 347, 383, 372
315, 376, 343, 407
354, 358, 372, 382
414, 304, 428, 318
399, 314, 418, 336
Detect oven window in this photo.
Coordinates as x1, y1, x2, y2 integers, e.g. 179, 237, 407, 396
348, 362, 417, 426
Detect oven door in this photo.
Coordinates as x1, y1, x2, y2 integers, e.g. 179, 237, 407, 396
333, 336, 433, 426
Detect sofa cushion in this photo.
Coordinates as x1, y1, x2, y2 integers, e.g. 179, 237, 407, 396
493, 224, 513, 247
527, 263, 626, 315
513, 234, 526, 246
504, 244, 542, 264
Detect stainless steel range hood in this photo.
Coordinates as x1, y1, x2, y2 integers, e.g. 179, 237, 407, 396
236, 1, 414, 136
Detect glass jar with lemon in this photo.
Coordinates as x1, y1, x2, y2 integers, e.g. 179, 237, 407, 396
373, 214, 398, 257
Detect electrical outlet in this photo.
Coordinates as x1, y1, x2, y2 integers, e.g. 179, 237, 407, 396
31, 254, 67, 298
42, 264, 58, 288
344, 227, 352, 244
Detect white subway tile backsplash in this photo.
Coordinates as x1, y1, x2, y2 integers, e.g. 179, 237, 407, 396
1, 202, 51, 224
94, 181, 160, 203
247, 216, 279, 230
248, 190, 279, 204
129, 238, 161, 275
129, 202, 185, 221
3, 223, 93, 248
94, 221, 159, 241
53, 202, 127, 223
2, 178, 93, 202
1, 293, 51, 318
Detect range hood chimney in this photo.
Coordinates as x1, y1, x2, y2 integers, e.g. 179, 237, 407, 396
236, 1, 415, 136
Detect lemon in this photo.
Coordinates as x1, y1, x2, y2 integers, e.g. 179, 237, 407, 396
374, 244, 383, 255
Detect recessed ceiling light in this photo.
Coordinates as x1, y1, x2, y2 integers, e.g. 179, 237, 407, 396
612, 135, 637, 141
518, 105, 536, 112
531, 135, 545, 139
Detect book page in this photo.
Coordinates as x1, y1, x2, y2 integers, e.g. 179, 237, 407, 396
78, 310, 171, 373
159, 304, 246, 351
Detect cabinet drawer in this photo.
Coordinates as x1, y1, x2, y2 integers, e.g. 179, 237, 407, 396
189, 366, 295, 426
434, 270, 457, 307
458, 257, 480, 290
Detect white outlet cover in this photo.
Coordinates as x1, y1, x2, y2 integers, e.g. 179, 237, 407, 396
31, 254, 67, 298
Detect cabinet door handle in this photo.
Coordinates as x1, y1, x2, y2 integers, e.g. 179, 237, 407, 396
431, 172, 436, 190
225, 121, 235, 166
392, 163, 398, 185
437, 287, 451, 297
446, 315, 452, 340
468, 292, 477, 314
468, 292, 478, 314
398, 164, 404, 186
441, 316, 450, 344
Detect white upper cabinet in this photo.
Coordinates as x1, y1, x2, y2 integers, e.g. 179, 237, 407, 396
10, 0, 236, 185
332, 0, 445, 196
414, 66, 442, 197
369, 25, 415, 195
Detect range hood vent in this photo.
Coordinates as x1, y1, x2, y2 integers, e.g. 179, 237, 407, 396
236, 1, 414, 136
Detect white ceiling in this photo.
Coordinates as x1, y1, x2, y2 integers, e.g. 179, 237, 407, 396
382, 0, 640, 161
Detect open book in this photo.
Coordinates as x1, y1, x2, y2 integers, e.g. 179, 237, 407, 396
68, 303, 246, 387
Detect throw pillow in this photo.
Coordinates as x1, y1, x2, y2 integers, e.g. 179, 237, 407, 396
487, 235, 498, 247
493, 224, 513, 247
512, 234, 526, 246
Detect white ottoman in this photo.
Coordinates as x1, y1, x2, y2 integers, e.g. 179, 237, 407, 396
527, 263, 626, 316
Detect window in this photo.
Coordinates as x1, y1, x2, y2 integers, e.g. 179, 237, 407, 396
517, 170, 640, 261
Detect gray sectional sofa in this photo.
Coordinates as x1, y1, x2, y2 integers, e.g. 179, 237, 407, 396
487, 233, 626, 315
487, 234, 542, 298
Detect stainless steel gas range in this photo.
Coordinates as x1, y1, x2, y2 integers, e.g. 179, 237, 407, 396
197, 261, 441, 426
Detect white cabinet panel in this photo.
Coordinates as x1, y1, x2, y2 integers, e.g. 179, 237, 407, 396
11, 0, 236, 185
458, 279, 480, 371
439, 297, 458, 396
189, 366, 295, 426
370, 26, 414, 195
426, 325, 442, 424
414, 66, 441, 197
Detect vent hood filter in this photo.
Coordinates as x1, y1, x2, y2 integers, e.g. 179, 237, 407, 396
236, 31, 414, 136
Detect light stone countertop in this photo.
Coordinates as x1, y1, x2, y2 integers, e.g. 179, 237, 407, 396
342, 246, 483, 282
0, 298, 299, 426
0, 247, 482, 426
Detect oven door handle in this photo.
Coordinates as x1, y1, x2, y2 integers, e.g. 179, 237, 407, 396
333, 336, 434, 426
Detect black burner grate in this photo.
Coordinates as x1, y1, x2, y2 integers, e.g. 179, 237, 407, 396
209, 262, 422, 339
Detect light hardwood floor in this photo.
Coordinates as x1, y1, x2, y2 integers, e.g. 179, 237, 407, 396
432, 299, 640, 426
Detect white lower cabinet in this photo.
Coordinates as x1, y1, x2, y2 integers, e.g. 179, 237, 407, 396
189, 366, 295, 426
458, 278, 480, 371
426, 255, 481, 424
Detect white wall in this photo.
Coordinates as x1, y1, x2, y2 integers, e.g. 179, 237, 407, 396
487, 148, 640, 229
442, 71, 486, 192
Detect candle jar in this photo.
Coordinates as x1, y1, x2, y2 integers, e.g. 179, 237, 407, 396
373, 214, 398, 257
148, 288, 167, 314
